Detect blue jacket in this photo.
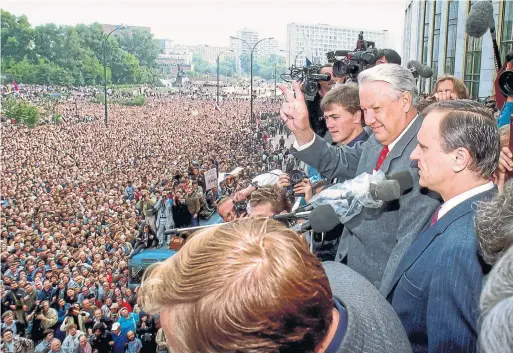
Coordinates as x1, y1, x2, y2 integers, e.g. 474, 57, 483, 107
112, 331, 127, 353
117, 313, 139, 338
497, 101, 513, 127
386, 188, 495, 353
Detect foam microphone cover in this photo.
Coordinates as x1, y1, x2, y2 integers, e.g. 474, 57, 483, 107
308, 204, 341, 233
419, 64, 434, 78
466, 1, 494, 38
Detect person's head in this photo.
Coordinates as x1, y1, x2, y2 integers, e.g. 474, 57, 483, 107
217, 197, 236, 222
320, 84, 364, 144
68, 324, 77, 336
433, 75, 470, 99
475, 181, 513, 265
127, 330, 135, 341
374, 49, 402, 65
50, 338, 61, 352
79, 334, 88, 347
249, 185, 292, 217
2, 310, 13, 324
478, 245, 513, 353
411, 100, 499, 200
94, 308, 102, 320
319, 64, 335, 94
139, 218, 333, 353
112, 322, 121, 334
2, 329, 13, 343
120, 307, 129, 318
358, 64, 418, 145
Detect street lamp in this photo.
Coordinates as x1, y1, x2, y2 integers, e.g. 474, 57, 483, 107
207, 45, 233, 107
231, 36, 274, 125
103, 24, 128, 127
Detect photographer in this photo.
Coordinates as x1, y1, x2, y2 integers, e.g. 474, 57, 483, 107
374, 49, 402, 65
60, 304, 89, 334
129, 224, 157, 259
497, 59, 513, 128
154, 191, 175, 246
89, 322, 114, 353
217, 197, 244, 223
27, 300, 58, 343
136, 191, 157, 233
248, 185, 292, 218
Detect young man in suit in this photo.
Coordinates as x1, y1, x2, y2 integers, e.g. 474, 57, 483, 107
138, 218, 412, 353
279, 64, 440, 292
385, 100, 499, 353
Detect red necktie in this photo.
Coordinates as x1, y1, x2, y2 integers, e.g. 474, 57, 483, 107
375, 145, 389, 170
430, 208, 440, 227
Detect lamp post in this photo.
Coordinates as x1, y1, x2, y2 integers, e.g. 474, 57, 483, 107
103, 24, 128, 127
274, 63, 277, 100
231, 36, 273, 125
215, 50, 233, 107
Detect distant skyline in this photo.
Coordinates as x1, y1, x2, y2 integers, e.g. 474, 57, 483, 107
3, 0, 406, 53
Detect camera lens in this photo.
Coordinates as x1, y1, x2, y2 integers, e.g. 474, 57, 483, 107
498, 70, 513, 97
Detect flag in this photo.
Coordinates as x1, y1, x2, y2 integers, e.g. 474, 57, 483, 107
11, 80, 19, 92
215, 103, 221, 112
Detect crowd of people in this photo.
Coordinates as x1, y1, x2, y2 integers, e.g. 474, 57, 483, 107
0, 85, 289, 352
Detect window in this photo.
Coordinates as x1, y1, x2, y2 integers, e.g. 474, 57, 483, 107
431, 1, 443, 91
445, 0, 459, 74
464, 1, 483, 99
500, 0, 513, 63
403, 3, 413, 62
420, 0, 430, 93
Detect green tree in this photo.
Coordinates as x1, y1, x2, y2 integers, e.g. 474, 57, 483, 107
119, 29, 160, 68
1, 10, 34, 62
239, 53, 250, 74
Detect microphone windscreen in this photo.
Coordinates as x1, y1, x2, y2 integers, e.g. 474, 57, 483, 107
308, 204, 341, 233
465, 1, 494, 38
418, 64, 434, 78
388, 171, 414, 195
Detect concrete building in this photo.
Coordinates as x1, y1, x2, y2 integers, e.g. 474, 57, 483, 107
286, 23, 389, 67
155, 39, 174, 54
257, 38, 279, 59
101, 24, 151, 37
231, 28, 259, 73
155, 53, 193, 71
402, 0, 513, 99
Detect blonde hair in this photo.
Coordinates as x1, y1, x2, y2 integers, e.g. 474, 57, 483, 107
138, 218, 333, 353
434, 74, 470, 99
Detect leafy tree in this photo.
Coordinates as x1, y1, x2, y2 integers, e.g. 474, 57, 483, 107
239, 53, 251, 74
119, 29, 160, 68
1, 10, 34, 62
2, 97, 41, 127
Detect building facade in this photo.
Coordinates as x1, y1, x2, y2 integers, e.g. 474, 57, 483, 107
257, 39, 279, 59
286, 23, 389, 67
231, 28, 259, 73
402, 0, 513, 99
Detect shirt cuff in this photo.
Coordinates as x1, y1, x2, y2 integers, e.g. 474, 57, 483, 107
293, 134, 316, 151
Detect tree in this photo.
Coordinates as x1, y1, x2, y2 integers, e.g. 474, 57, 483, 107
1, 10, 34, 62
239, 53, 251, 74
119, 29, 160, 68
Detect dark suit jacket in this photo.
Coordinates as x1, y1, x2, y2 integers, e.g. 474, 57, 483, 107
293, 115, 441, 291
386, 188, 496, 353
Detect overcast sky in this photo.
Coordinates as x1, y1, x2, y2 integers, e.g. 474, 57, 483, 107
4, 0, 407, 52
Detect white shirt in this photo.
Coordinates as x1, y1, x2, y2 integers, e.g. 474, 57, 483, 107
293, 115, 419, 152
438, 182, 495, 220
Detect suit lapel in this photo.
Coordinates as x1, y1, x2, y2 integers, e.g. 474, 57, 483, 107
386, 188, 496, 299
381, 115, 423, 174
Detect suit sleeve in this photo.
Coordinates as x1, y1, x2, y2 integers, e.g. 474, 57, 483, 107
426, 223, 481, 353
292, 134, 363, 182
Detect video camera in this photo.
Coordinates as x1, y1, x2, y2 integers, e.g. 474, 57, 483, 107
285, 65, 332, 101
498, 50, 513, 97
326, 31, 378, 80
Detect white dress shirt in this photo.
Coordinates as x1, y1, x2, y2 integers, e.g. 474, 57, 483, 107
438, 181, 495, 220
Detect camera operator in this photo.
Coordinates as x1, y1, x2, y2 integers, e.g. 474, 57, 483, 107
171, 192, 192, 228
374, 49, 402, 65
27, 300, 58, 343
217, 197, 247, 223
248, 185, 292, 218
497, 59, 513, 128
305, 64, 335, 138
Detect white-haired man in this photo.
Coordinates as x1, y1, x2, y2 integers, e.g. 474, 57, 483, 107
279, 63, 441, 293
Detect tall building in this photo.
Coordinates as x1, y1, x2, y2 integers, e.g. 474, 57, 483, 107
402, 0, 512, 99
155, 39, 174, 54
232, 28, 259, 73
286, 23, 389, 67
257, 39, 279, 59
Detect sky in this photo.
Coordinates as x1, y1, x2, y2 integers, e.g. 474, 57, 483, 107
3, 0, 407, 52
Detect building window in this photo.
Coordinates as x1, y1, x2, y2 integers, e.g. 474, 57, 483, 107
403, 3, 412, 62
444, 0, 459, 75
500, 0, 513, 63
420, 0, 430, 94
431, 0, 443, 91
464, 1, 483, 99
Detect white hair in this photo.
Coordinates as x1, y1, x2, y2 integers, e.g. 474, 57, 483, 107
357, 63, 419, 107
479, 245, 513, 353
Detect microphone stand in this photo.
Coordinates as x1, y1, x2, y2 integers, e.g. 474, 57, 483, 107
490, 27, 502, 72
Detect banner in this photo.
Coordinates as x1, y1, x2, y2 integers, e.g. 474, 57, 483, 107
205, 168, 218, 191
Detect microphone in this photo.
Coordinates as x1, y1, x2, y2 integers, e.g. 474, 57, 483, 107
465, 1, 502, 71
369, 171, 413, 202
296, 204, 341, 233
407, 60, 434, 79
465, 0, 494, 38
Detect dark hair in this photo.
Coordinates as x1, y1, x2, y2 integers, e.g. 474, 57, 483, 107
424, 99, 499, 178
375, 49, 402, 65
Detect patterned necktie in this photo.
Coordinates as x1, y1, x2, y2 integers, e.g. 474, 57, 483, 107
375, 145, 389, 170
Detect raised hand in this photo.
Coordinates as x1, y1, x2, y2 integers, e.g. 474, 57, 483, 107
279, 81, 314, 145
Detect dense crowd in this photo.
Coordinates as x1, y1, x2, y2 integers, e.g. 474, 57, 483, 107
0, 87, 286, 353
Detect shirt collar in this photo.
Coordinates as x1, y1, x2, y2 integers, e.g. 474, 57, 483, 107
324, 298, 348, 353
388, 114, 418, 152
438, 182, 495, 220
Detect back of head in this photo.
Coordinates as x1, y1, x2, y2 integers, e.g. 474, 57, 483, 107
375, 49, 402, 65
138, 218, 333, 353
479, 245, 513, 353
249, 184, 292, 214
423, 99, 499, 178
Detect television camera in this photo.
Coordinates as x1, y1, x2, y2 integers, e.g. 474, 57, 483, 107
326, 31, 378, 80
284, 65, 332, 101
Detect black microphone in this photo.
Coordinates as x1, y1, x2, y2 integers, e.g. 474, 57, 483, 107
407, 60, 434, 79
369, 171, 413, 202
297, 204, 341, 233
465, 1, 502, 70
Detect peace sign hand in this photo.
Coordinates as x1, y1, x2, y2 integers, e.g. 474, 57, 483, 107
279, 81, 314, 145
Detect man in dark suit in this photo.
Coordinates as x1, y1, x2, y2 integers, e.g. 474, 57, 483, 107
385, 100, 499, 353
138, 218, 412, 353
279, 64, 440, 292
